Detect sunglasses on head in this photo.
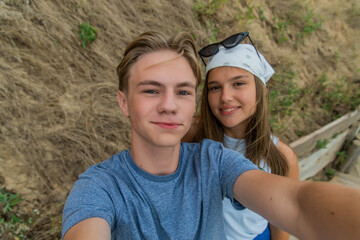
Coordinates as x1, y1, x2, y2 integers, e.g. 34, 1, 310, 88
198, 32, 260, 66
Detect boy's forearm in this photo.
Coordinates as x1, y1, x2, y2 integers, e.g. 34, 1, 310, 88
234, 171, 360, 239
296, 181, 360, 239
63, 217, 111, 240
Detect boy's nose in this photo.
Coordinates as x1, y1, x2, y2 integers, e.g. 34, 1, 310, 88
157, 91, 177, 114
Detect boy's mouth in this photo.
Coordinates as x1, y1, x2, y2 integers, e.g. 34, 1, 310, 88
153, 122, 182, 129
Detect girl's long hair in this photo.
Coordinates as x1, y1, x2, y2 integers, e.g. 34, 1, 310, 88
194, 75, 289, 176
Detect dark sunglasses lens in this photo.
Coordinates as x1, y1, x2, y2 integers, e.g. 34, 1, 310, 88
223, 33, 246, 48
199, 44, 219, 57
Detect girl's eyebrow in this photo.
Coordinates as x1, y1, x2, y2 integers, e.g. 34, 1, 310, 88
208, 75, 249, 85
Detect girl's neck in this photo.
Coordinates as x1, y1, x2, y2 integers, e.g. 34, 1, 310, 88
224, 123, 247, 139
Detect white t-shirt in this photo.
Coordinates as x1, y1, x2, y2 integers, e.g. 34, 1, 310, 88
223, 134, 278, 240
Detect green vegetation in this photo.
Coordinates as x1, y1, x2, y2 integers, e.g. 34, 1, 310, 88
268, 70, 302, 132
316, 139, 329, 149
269, 2, 323, 45
1, 191, 23, 214
336, 151, 348, 164
78, 22, 97, 48
194, 0, 228, 18
237, 5, 256, 21
317, 74, 360, 119
296, 8, 323, 43
194, 0, 228, 43
272, 16, 293, 43
269, 70, 301, 115
0, 189, 31, 239
208, 19, 220, 43
347, 2, 360, 27
258, 6, 266, 21
324, 167, 336, 177
295, 130, 305, 137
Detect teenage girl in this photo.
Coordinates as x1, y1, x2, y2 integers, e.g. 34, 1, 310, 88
190, 32, 299, 240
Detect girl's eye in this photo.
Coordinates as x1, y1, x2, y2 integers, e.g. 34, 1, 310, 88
234, 82, 244, 87
208, 86, 220, 91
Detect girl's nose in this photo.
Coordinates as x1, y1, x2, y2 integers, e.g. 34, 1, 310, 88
220, 86, 233, 103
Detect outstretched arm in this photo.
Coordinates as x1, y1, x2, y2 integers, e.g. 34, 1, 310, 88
63, 217, 111, 240
269, 140, 299, 240
234, 170, 360, 239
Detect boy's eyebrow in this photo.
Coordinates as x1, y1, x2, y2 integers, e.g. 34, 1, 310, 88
208, 75, 249, 85
136, 80, 162, 87
176, 81, 196, 89
137, 80, 196, 89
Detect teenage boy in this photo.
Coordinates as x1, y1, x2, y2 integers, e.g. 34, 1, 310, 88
62, 31, 360, 240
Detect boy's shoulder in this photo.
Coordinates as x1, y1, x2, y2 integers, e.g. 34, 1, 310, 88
181, 138, 223, 149
79, 149, 130, 178
180, 138, 232, 159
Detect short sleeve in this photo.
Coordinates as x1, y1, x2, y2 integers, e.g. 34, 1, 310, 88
218, 144, 258, 208
62, 167, 116, 238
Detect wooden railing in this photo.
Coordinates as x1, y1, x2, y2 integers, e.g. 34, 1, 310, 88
289, 107, 360, 180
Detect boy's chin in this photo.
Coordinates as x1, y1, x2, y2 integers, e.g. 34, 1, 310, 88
153, 134, 184, 148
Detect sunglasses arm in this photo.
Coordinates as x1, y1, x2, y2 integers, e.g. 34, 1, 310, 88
200, 56, 207, 66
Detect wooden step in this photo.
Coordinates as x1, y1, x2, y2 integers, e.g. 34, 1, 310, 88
330, 172, 360, 190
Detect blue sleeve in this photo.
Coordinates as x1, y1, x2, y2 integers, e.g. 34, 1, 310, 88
200, 139, 258, 208
219, 146, 258, 206
62, 166, 116, 238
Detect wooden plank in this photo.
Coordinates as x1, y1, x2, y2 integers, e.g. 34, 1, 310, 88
330, 172, 360, 190
289, 235, 299, 240
346, 118, 360, 142
339, 139, 360, 173
348, 155, 360, 178
290, 107, 360, 158
299, 130, 348, 180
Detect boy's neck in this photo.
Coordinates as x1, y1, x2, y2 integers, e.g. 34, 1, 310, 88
130, 138, 181, 176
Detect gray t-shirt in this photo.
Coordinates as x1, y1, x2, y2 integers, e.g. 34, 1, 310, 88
62, 139, 258, 239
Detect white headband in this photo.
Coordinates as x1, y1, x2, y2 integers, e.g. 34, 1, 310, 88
205, 44, 275, 85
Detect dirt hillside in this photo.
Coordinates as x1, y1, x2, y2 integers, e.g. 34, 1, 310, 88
0, 0, 359, 238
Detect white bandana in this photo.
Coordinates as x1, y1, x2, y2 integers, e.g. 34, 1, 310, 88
205, 44, 275, 85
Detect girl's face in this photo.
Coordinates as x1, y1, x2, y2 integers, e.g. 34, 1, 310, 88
207, 67, 257, 139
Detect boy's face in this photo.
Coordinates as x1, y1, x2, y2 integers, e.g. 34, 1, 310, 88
117, 50, 197, 148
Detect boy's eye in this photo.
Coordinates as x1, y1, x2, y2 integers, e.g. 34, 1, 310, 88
178, 90, 191, 96
234, 82, 244, 87
143, 89, 158, 94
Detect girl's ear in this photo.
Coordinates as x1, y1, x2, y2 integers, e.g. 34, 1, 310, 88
117, 90, 129, 117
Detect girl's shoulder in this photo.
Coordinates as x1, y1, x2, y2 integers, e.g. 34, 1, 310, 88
276, 140, 299, 179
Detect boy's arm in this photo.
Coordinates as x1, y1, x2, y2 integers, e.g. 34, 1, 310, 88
63, 217, 111, 240
269, 140, 299, 240
233, 169, 360, 239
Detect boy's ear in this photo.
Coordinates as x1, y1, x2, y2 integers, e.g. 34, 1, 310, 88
117, 90, 129, 117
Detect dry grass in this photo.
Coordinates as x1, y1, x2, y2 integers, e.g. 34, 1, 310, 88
0, 0, 359, 238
